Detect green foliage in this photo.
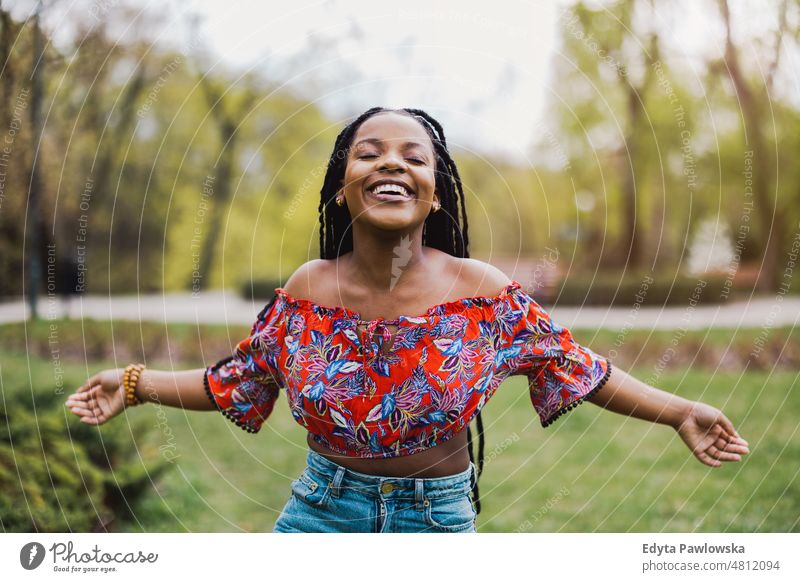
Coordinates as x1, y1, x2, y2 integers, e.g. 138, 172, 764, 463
2, 2, 798, 297
241, 277, 285, 301
119, 367, 800, 532
0, 381, 171, 532
542, 0, 799, 283
554, 273, 737, 306
481, 369, 799, 532
3, 322, 798, 532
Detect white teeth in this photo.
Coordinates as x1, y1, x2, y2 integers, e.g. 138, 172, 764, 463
371, 183, 411, 196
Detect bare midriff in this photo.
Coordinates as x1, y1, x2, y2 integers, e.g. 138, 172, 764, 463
307, 429, 471, 478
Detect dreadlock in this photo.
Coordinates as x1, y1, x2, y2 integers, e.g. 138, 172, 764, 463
316, 106, 485, 514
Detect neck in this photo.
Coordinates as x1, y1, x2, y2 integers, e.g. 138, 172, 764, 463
346, 223, 427, 292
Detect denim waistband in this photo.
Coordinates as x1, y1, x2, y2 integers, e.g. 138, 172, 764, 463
304, 449, 476, 501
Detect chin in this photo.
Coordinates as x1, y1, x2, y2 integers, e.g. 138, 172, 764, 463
358, 210, 422, 231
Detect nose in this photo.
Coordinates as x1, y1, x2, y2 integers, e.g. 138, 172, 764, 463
378, 150, 407, 172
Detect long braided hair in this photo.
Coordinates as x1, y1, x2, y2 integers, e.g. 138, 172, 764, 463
316, 106, 486, 513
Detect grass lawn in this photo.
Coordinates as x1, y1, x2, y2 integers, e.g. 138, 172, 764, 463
2, 338, 798, 532
142, 369, 796, 533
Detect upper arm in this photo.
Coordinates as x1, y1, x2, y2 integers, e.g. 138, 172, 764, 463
203, 292, 286, 434
498, 284, 612, 427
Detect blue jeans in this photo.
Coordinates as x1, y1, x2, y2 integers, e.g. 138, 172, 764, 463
273, 449, 478, 533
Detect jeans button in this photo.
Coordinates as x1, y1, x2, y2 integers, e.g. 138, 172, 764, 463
381, 482, 394, 494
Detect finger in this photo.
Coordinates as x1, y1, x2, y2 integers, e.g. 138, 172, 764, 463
718, 414, 741, 439
77, 375, 99, 393
721, 431, 750, 448
715, 438, 750, 455
87, 385, 104, 403
707, 445, 742, 462
715, 452, 743, 462
65, 393, 90, 406
714, 437, 750, 453
79, 415, 102, 425
80, 402, 99, 417
69, 405, 94, 417
702, 424, 725, 445
731, 435, 749, 446
695, 449, 722, 467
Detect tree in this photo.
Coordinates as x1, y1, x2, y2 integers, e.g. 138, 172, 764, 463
710, 0, 793, 291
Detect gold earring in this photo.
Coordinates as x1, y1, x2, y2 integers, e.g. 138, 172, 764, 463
432, 201, 440, 213
336, 197, 344, 206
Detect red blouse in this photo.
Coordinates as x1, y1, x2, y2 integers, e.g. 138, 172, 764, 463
203, 280, 611, 458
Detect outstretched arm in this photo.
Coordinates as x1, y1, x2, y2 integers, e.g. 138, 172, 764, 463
66, 368, 212, 426
586, 365, 750, 467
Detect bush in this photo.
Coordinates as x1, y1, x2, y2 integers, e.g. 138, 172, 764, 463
551, 273, 737, 307
240, 278, 285, 301
0, 387, 171, 532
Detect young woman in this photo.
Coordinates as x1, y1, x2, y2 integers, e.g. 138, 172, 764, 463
65, 107, 750, 533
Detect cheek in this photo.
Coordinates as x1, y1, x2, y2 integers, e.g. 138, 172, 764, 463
419, 169, 437, 191
343, 164, 369, 188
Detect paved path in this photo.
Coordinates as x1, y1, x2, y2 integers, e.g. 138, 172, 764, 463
1, 292, 798, 330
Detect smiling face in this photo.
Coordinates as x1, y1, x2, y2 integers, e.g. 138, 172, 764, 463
337, 111, 439, 231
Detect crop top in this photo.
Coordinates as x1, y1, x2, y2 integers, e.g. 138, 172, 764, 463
203, 280, 612, 458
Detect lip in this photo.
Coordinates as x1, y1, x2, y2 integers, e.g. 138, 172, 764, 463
365, 178, 415, 199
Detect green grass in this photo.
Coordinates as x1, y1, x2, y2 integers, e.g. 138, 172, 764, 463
476, 368, 799, 532
1, 330, 798, 532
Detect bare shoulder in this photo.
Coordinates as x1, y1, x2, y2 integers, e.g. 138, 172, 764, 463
454, 257, 513, 297
281, 259, 335, 300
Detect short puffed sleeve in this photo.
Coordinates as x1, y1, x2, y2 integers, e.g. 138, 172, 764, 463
203, 293, 286, 433
496, 287, 612, 427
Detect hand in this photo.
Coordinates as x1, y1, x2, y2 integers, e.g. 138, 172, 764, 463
675, 401, 750, 467
65, 368, 127, 425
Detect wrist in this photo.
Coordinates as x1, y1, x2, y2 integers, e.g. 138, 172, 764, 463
669, 397, 696, 430
123, 363, 146, 408
137, 368, 153, 403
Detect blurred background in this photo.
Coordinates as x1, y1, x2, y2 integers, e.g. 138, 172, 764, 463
0, 0, 798, 533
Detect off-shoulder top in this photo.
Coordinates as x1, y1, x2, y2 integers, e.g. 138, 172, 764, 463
203, 280, 612, 458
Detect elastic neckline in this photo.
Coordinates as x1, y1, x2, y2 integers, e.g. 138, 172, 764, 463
273, 279, 523, 324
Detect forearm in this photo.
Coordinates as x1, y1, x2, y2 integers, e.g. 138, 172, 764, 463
587, 364, 692, 428
135, 368, 214, 410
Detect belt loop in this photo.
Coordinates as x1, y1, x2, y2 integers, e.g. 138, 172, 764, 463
414, 478, 424, 510
329, 466, 346, 498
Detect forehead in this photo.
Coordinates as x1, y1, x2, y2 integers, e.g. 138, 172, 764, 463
352, 112, 433, 150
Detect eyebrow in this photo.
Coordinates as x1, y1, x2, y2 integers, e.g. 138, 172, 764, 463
353, 138, 428, 149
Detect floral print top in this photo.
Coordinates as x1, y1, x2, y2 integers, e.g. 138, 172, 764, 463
203, 280, 612, 458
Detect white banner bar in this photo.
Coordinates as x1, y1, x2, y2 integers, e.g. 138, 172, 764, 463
1, 533, 797, 581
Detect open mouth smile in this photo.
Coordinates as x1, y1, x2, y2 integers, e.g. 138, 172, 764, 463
365, 180, 415, 202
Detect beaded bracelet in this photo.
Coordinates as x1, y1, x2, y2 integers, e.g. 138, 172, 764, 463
123, 363, 146, 407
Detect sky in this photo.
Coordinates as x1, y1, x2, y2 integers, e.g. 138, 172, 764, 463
174, 0, 560, 164
7, 0, 794, 164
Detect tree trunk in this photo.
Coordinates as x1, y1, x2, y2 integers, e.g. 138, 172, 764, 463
192, 75, 257, 291
196, 132, 235, 291
621, 85, 643, 268
1, 8, 15, 132
719, 0, 780, 291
